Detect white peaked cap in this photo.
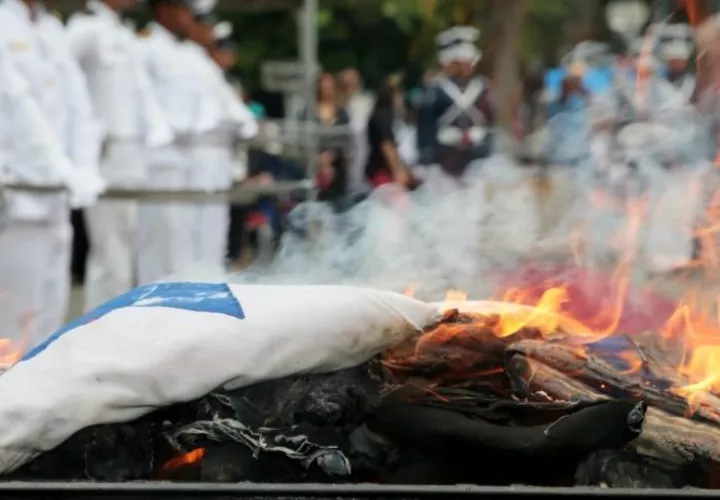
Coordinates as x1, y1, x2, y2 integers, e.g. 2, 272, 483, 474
213, 21, 233, 40
438, 43, 481, 66
193, 0, 216, 15
662, 40, 693, 60
562, 41, 608, 65
436, 26, 480, 48
436, 26, 481, 66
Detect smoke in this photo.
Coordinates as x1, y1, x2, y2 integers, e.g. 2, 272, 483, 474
167, 97, 713, 310
222, 154, 577, 301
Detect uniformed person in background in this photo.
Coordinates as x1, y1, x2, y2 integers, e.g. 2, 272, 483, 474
67, 0, 174, 310
208, 19, 235, 72
193, 16, 258, 272
183, 2, 257, 272
416, 26, 494, 178
0, 42, 90, 352
0, 0, 104, 346
183, 0, 240, 274
657, 21, 696, 104
136, 0, 201, 284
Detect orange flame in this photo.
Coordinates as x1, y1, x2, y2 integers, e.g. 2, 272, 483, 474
161, 448, 206, 472
418, 167, 720, 415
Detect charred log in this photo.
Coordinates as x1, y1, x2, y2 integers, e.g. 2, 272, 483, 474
365, 384, 644, 486
507, 339, 720, 427
9, 404, 193, 481
507, 354, 720, 486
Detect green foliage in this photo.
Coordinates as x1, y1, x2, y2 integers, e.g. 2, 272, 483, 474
219, 0, 576, 89
522, 0, 575, 64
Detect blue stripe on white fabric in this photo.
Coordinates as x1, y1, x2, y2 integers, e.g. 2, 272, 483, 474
22, 282, 244, 361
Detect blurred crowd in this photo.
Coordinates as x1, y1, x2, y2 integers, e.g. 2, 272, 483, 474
0, 0, 718, 354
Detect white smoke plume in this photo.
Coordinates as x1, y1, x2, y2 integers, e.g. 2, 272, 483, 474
167, 99, 713, 307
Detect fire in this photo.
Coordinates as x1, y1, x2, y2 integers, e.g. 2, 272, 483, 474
160, 448, 206, 472
421, 184, 720, 415
0, 309, 35, 371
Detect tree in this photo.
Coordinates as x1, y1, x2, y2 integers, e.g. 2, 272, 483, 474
214, 0, 576, 92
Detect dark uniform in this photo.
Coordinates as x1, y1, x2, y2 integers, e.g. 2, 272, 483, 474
417, 75, 494, 177
416, 26, 494, 178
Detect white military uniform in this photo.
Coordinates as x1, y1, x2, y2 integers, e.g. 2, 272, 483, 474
137, 22, 213, 284
184, 27, 257, 272
641, 24, 706, 273
0, 0, 103, 346
67, 0, 173, 310
588, 28, 707, 275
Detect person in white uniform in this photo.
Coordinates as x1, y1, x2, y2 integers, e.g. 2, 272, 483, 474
599, 24, 708, 274
0, 0, 104, 346
639, 22, 707, 273
136, 0, 203, 284
657, 22, 696, 103
0, 42, 86, 353
184, 4, 257, 273
67, 0, 174, 310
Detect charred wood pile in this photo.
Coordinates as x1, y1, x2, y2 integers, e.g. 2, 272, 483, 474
7, 309, 718, 489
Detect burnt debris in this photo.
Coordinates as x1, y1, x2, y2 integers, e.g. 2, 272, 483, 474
4, 311, 714, 488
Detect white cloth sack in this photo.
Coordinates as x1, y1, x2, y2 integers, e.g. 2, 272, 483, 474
0, 282, 440, 474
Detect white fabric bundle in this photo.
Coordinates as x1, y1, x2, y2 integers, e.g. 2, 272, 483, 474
0, 282, 440, 475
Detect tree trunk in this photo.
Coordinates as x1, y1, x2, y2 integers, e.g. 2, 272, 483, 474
492, 0, 528, 149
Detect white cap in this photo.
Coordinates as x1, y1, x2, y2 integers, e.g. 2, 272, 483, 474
657, 22, 694, 60
213, 20, 232, 40
438, 42, 481, 66
560, 41, 609, 70
436, 26, 481, 66
436, 26, 480, 47
661, 40, 693, 60
193, 0, 216, 15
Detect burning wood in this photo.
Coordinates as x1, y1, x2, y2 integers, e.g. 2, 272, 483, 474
507, 354, 720, 471
507, 338, 720, 426
382, 309, 542, 388
6, 302, 720, 488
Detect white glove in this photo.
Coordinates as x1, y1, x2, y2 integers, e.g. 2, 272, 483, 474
64, 167, 107, 208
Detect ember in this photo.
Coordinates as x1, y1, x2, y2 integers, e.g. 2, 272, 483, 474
161, 448, 206, 473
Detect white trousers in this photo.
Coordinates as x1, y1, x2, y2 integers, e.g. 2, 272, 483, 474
0, 215, 72, 352
84, 200, 137, 310
84, 142, 146, 310
192, 201, 229, 272
136, 165, 194, 285
188, 145, 232, 274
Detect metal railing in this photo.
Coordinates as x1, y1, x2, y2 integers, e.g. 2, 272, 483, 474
0, 180, 313, 204
0, 482, 708, 498
0, 121, 354, 205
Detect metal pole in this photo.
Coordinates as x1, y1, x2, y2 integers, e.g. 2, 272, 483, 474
0, 181, 313, 204
299, 0, 319, 201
